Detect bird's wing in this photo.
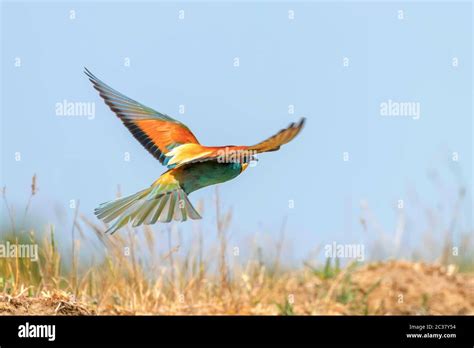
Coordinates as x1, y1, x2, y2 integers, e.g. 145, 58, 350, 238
167, 118, 306, 168
85, 68, 199, 167
247, 118, 306, 153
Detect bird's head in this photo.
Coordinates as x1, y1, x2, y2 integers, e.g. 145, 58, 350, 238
218, 147, 258, 172
240, 152, 258, 172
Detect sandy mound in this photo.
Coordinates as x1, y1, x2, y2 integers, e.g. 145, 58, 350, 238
348, 260, 474, 315
0, 291, 93, 315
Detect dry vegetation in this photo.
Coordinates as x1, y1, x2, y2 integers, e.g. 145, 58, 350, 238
0, 176, 473, 315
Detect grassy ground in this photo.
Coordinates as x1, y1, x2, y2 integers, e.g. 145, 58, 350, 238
0, 257, 472, 315
0, 222, 472, 315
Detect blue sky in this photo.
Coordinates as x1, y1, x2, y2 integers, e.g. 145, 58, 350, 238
1, 1, 472, 262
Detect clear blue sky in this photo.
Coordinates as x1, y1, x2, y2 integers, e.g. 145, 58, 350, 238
1, 1, 472, 262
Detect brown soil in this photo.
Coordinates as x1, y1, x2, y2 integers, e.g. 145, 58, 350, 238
0, 290, 93, 315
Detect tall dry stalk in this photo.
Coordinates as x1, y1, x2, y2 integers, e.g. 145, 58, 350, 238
440, 187, 465, 265
196, 200, 205, 284
22, 174, 37, 231
215, 186, 229, 292
71, 200, 80, 294
126, 226, 141, 302
166, 226, 176, 294
272, 217, 287, 278
2, 186, 16, 235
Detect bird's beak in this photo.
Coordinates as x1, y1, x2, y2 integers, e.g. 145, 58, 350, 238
248, 155, 259, 169
241, 163, 249, 172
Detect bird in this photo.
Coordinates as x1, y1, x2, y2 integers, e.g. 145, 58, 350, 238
85, 68, 305, 233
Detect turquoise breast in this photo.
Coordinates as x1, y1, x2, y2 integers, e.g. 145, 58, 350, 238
179, 161, 243, 194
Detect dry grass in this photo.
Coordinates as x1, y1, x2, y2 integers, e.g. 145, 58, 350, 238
0, 175, 473, 315
0, 256, 472, 315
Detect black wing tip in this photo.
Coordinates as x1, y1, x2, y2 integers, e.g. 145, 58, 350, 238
287, 117, 306, 130
84, 66, 93, 77
297, 117, 306, 128
286, 117, 305, 132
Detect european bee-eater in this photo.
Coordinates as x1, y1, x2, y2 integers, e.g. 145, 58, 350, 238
85, 68, 305, 233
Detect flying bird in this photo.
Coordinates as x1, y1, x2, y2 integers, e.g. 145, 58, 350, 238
85, 68, 305, 233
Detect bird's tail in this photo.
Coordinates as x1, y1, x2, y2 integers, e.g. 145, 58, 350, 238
95, 184, 201, 234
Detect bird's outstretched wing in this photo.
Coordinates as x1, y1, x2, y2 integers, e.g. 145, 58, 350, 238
85, 68, 199, 167
247, 118, 305, 153
170, 118, 306, 167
